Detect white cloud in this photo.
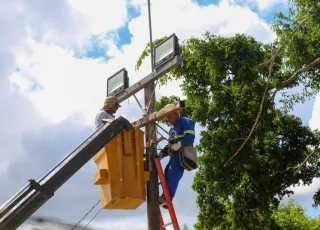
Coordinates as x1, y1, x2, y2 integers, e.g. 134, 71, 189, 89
0, 0, 281, 229
10, 41, 110, 124
0, 81, 43, 174
129, 0, 275, 44
10, 0, 276, 127
290, 179, 320, 196
240, 0, 287, 11
0, 0, 129, 50
309, 93, 320, 130
68, 0, 128, 35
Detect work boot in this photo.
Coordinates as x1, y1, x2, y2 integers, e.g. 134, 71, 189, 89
158, 195, 168, 209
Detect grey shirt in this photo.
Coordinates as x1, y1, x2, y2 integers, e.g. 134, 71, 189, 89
95, 110, 115, 130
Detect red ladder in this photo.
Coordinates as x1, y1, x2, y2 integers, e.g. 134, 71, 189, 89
154, 157, 180, 230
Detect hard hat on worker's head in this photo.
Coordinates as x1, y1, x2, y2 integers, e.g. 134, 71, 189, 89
164, 103, 174, 108
164, 103, 180, 125
102, 96, 121, 111
164, 104, 179, 115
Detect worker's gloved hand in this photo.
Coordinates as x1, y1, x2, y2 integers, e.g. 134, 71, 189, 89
170, 142, 182, 151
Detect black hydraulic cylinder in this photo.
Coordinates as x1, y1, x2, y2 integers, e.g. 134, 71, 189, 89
0, 116, 132, 230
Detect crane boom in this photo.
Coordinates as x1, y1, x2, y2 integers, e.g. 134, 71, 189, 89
0, 116, 132, 230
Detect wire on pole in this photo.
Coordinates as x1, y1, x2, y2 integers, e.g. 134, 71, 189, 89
71, 199, 101, 230
82, 208, 103, 230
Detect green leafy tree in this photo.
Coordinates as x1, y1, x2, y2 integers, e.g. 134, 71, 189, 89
271, 0, 320, 111
136, 32, 320, 229
309, 216, 320, 230
135, 3, 320, 229
272, 199, 311, 230
271, 199, 320, 230
181, 224, 191, 230
272, 0, 320, 206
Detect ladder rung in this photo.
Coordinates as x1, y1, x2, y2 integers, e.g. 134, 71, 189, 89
162, 222, 173, 227
159, 202, 167, 207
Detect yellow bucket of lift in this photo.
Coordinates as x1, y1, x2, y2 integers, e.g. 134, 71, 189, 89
93, 128, 149, 210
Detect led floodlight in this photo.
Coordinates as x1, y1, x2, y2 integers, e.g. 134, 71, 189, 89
107, 68, 129, 97
154, 33, 179, 69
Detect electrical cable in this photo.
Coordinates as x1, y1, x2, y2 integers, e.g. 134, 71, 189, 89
71, 199, 101, 230
82, 207, 103, 230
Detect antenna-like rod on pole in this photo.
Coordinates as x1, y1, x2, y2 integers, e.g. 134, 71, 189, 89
145, 1, 160, 230
148, 0, 154, 71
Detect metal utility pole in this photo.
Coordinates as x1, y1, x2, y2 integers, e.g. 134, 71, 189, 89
145, 0, 160, 229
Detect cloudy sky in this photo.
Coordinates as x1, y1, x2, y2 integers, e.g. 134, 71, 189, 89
1, 0, 320, 229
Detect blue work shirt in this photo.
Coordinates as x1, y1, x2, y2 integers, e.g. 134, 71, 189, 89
161, 117, 195, 157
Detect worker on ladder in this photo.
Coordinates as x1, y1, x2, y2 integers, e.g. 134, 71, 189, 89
157, 105, 196, 208
95, 96, 121, 130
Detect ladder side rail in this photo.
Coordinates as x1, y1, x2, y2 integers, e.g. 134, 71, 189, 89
159, 207, 166, 230
154, 157, 180, 230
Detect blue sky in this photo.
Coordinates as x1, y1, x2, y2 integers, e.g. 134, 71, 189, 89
83, 4, 140, 59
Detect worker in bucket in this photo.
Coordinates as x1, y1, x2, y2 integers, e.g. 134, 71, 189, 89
95, 96, 121, 130
157, 105, 196, 209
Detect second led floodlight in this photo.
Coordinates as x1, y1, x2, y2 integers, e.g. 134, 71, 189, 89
107, 68, 129, 97
154, 33, 179, 69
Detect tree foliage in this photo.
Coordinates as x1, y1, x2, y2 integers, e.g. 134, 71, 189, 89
273, 0, 320, 206
135, 1, 320, 229
135, 36, 169, 71
271, 0, 320, 111
181, 224, 191, 230
272, 199, 320, 230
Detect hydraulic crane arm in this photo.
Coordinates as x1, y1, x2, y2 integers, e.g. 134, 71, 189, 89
0, 116, 132, 230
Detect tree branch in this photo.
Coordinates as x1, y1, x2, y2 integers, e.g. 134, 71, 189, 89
280, 58, 320, 88
233, 138, 246, 142
259, 16, 310, 67
271, 90, 278, 104
294, 149, 319, 175
268, 58, 320, 107
226, 60, 275, 165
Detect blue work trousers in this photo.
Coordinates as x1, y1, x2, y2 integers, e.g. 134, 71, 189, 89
164, 151, 185, 200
